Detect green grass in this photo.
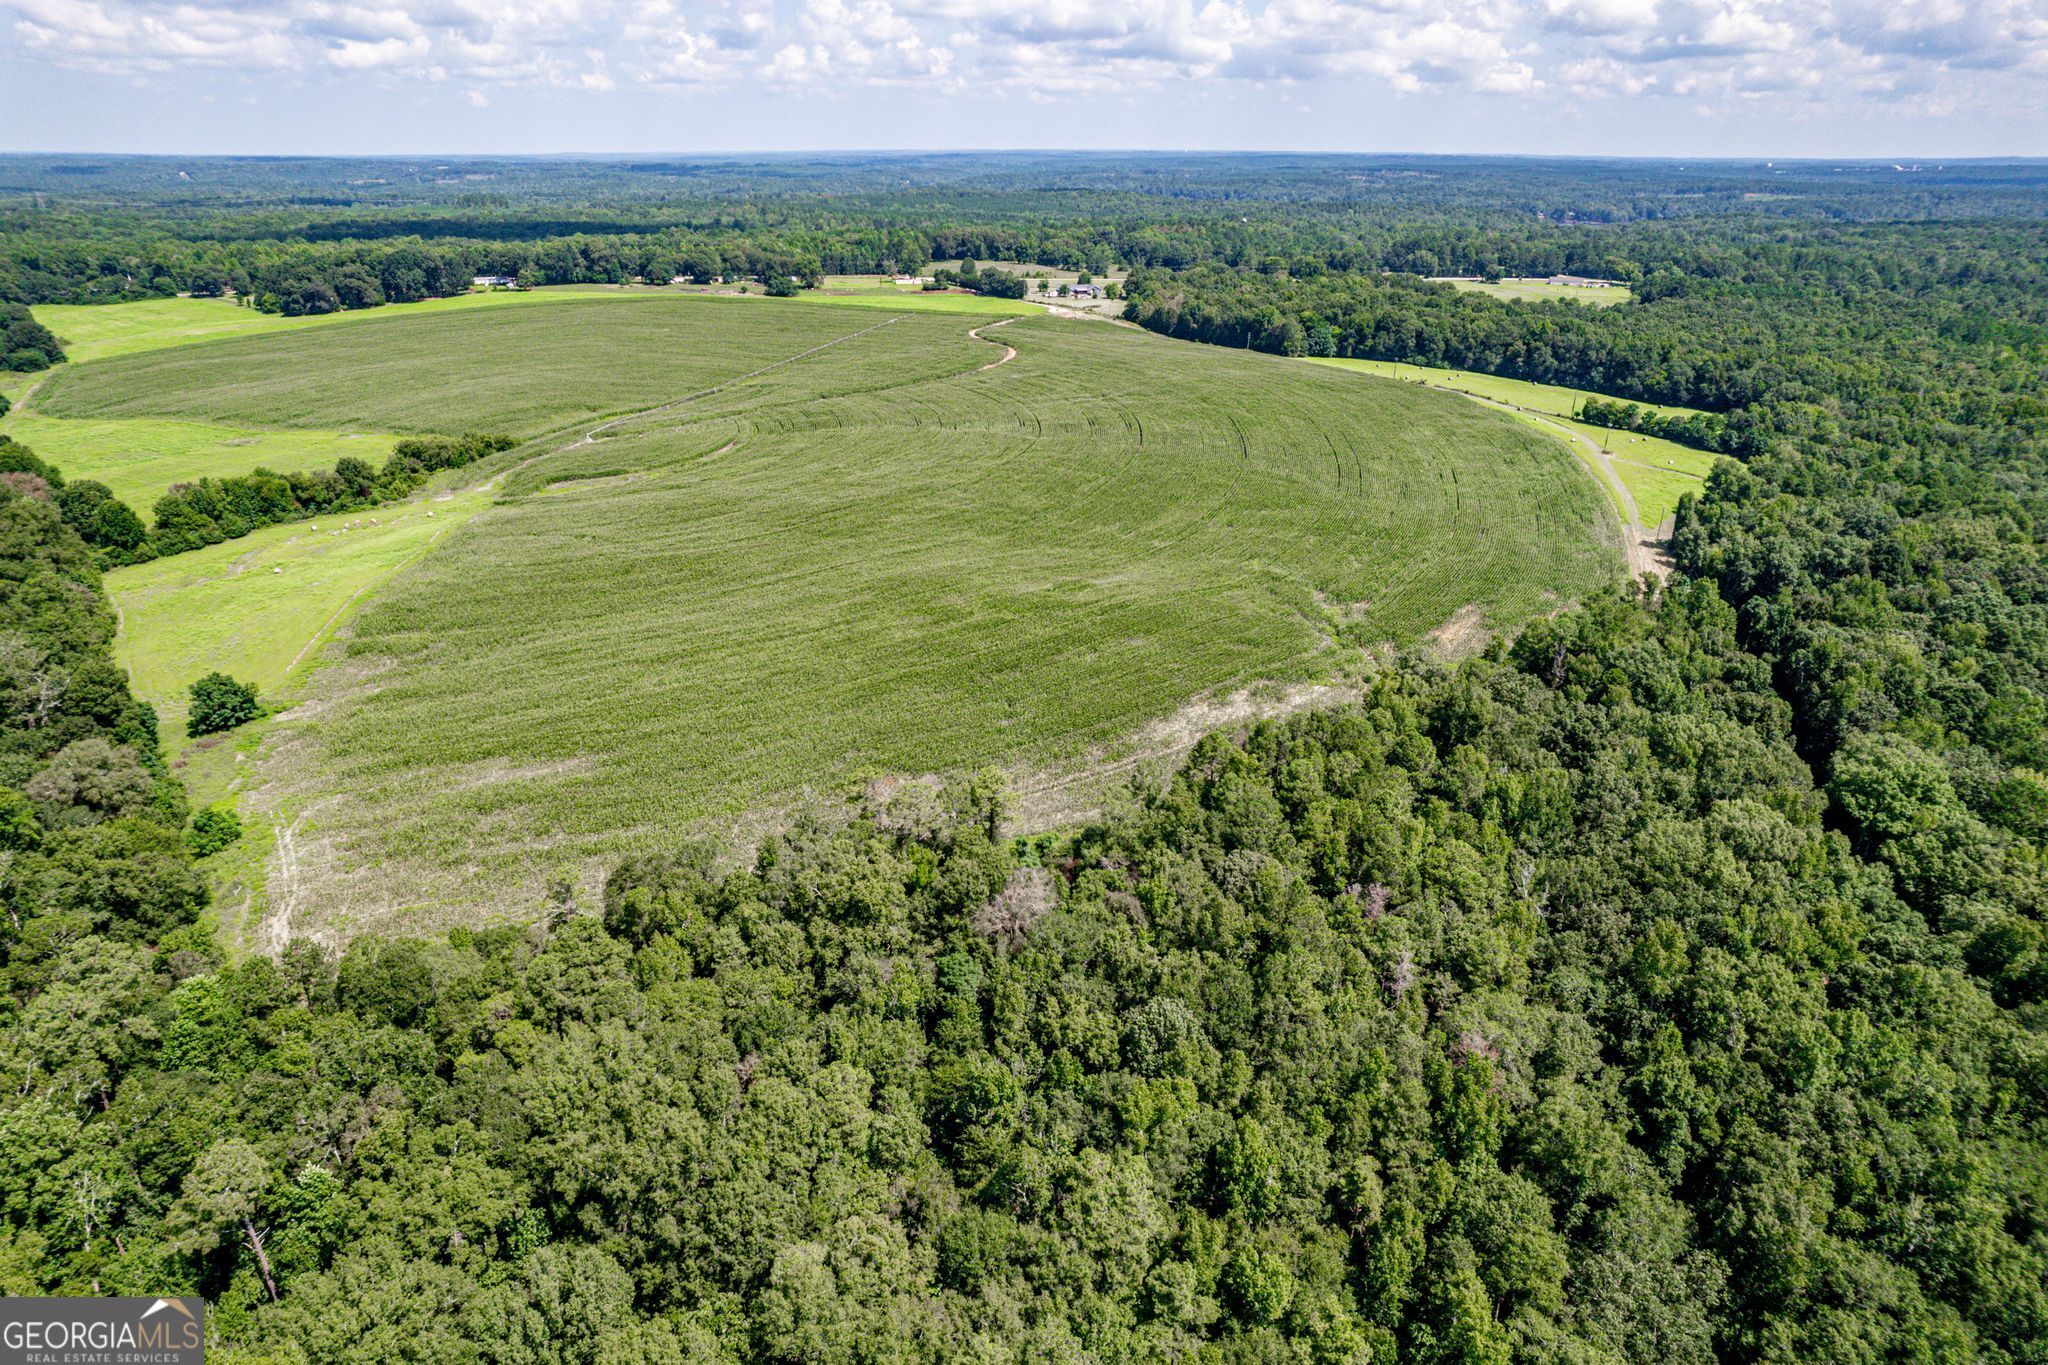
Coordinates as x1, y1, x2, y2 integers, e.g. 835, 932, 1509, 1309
32, 288, 624, 363
107, 489, 493, 741
108, 489, 497, 950
1, 412, 396, 511
1603, 447, 1714, 527
1305, 356, 1703, 422
1304, 356, 1717, 526
1444, 278, 1633, 306
799, 287, 1039, 316
1, 371, 40, 406
113, 307, 1608, 933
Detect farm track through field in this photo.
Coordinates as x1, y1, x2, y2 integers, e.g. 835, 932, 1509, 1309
968, 317, 1020, 369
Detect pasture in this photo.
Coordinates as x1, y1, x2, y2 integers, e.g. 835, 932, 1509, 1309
802, 284, 1039, 315
107, 490, 492, 741
75, 296, 1616, 935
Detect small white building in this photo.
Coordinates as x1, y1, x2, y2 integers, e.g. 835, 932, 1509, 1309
472, 274, 517, 288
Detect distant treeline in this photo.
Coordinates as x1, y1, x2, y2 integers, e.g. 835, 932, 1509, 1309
1122, 220, 2048, 468
0, 432, 514, 564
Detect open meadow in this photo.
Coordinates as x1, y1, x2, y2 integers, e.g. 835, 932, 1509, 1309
1442, 277, 1633, 306
59, 296, 1620, 935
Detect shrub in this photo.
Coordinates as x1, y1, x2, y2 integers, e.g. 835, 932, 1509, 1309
187, 672, 261, 736
187, 805, 243, 858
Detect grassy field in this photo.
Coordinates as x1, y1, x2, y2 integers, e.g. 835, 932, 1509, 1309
2, 412, 396, 510
108, 490, 492, 739
106, 490, 497, 948
1306, 356, 1703, 422
1443, 278, 1632, 306
1305, 356, 1717, 526
0, 371, 39, 406
76, 297, 1616, 936
30, 288, 630, 363
32, 285, 1036, 367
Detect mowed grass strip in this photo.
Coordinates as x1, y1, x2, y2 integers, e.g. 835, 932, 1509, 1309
40, 294, 998, 437
107, 492, 491, 740
1305, 356, 1718, 526
222, 310, 1618, 931
1, 413, 398, 511
1305, 356, 1707, 423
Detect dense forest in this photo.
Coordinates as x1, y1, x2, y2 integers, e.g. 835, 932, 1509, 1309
0, 155, 2046, 1361
6, 154, 2047, 314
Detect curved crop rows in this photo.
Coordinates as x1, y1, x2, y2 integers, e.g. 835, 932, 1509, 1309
72, 299, 1616, 931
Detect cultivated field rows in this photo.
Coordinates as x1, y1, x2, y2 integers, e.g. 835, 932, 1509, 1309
55, 296, 1620, 935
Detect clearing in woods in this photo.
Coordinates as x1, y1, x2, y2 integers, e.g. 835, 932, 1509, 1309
1441, 278, 1634, 306
71, 295, 1617, 937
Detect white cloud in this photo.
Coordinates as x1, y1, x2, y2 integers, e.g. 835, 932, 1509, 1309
325, 34, 431, 67
4, 0, 2044, 114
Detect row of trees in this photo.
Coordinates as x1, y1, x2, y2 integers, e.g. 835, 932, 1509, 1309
1575, 398, 1731, 452
143, 433, 515, 556
928, 261, 1029, 299
0, 432, 513, 565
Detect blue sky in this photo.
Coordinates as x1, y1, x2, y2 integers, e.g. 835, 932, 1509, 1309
3, 0, 2044, 156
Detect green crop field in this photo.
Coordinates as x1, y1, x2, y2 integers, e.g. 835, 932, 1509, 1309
2, 412, 398, 511
800, 286, 1039, 315
72, 297, 1617, 935
41, 294, 987, 437
30, 288, 626, 363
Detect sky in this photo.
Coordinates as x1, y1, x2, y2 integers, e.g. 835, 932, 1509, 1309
2, 0, 2045, 157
